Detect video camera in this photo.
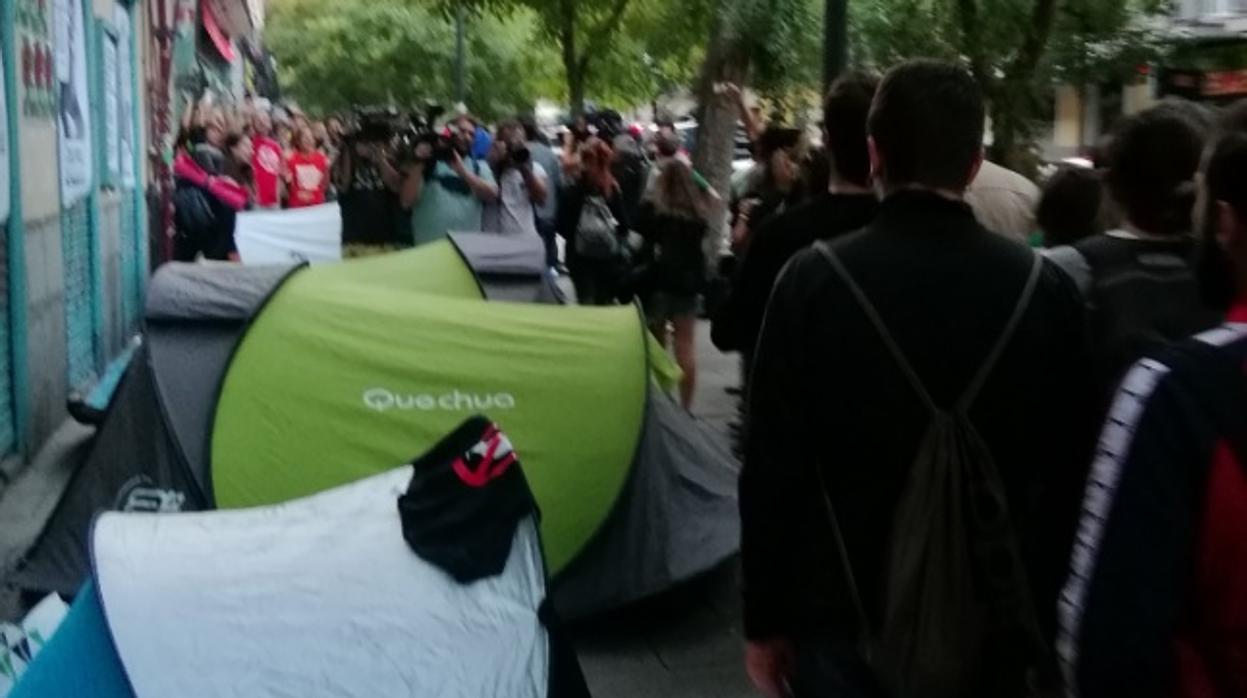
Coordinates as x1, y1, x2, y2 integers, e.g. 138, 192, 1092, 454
400, 103, 451, 163
343, 106, 404, 145
343, 104, 450, 163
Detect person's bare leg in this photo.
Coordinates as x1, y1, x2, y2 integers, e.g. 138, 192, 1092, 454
673, 313, 697, 409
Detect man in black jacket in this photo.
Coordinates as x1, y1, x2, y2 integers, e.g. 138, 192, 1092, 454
741, 60, 1097, 697
711, 72, 881, 358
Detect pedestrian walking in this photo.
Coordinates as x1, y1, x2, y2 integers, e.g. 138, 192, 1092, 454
741, 60, 1097, 698
558, 137, 630, 305
712, 71, 880, 360
1047, 104, 1221, 405
1058, 120, 1247, 698
635, 158, 719, 409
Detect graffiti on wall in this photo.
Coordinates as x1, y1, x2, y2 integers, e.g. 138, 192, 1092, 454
54, 0, 93, 205
17, 0, 56, 119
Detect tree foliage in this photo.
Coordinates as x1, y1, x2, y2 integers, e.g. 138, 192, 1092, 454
849, 0, 1168, 168
266, 0, 560, 119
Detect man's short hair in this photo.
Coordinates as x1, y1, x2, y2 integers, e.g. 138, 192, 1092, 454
1104, 104, 1205, 236
1037, 166, 1103, 246
868, 60, 985, 191
1197, 124, 1247, 310
823, 71, 878, 187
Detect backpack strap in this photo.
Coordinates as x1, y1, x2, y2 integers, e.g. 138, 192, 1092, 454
956, 253, 1044, 412
815, 242, 939, 415
813, 458, 874, 640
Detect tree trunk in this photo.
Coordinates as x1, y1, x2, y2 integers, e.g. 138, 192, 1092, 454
559, 0, 585, 116
568, 66, 587, 117
692, 6, 748, 246
823, 0, 848, 91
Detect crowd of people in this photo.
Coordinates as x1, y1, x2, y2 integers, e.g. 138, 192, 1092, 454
170, 95, 733, 409
165, 59, 1247, 698
731, 59, 1247, 698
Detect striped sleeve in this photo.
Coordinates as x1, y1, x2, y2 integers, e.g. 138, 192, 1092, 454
1058, 324, 1247, 697
1057, 357, 1185, 697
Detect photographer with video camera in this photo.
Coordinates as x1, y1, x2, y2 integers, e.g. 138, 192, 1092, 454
332, 109, 408, 257
402, 116, 499, 246
482, 121, 549, 238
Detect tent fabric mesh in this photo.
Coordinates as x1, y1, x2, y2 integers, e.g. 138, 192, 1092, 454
551, 389, 741, 618
145, 262, 302, 322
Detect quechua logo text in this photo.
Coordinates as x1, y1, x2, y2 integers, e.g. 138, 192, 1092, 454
363, 388, 517, 413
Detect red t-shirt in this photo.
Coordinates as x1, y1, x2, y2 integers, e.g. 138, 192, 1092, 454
251, 136, 284, 207
287, 150, 329, 208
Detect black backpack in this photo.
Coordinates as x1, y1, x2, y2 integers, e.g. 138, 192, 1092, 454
1075, 236, 1220, 391
813, 242, 1050, 698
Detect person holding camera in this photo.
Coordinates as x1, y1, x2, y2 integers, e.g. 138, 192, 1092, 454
332, 130, 407, 257
482, 122, 549, 238
402, 117, 499, 246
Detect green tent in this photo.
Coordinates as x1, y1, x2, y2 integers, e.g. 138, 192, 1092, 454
15, 234, 739, 617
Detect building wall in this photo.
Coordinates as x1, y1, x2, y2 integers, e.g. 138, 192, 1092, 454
5, 0, 253, 472
4, 0, 149, 464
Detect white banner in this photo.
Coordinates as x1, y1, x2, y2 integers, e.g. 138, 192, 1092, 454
115, 6, 135, 188
54, 0, 93, 206
103, 34, 119, 178
0, 51, 10, 224
235, 203, 343, 265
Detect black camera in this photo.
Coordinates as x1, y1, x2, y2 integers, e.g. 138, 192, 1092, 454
400, 104, 450, 164
510, 144, 531, 166
344, 106, 401, 145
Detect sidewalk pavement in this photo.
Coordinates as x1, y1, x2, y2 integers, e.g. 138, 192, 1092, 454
574, 321, 754, 698
0, 421, 95, 622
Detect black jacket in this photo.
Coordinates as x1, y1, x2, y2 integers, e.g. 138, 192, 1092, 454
741, 191, 1098, 649
712, 192, 879, 354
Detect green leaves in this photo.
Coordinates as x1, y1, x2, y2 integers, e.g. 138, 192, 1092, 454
266, 0, 560, 119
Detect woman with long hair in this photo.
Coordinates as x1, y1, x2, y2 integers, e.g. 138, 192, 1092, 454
223, 132, 256, 208
557, 137, 630, 305
636, 158, 719, 408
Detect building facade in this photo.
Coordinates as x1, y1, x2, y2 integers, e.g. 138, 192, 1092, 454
0, 0, 261, 483
1050, 5, 1247, 160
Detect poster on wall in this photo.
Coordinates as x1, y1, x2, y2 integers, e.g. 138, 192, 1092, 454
0, 51, 9, 224
115, 6, 135, 188
54, 0, 93, 206
103, 34, 119, 178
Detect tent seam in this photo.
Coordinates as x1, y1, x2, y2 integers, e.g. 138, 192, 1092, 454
199, 263, 309, 506
548, 299, 653, 593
